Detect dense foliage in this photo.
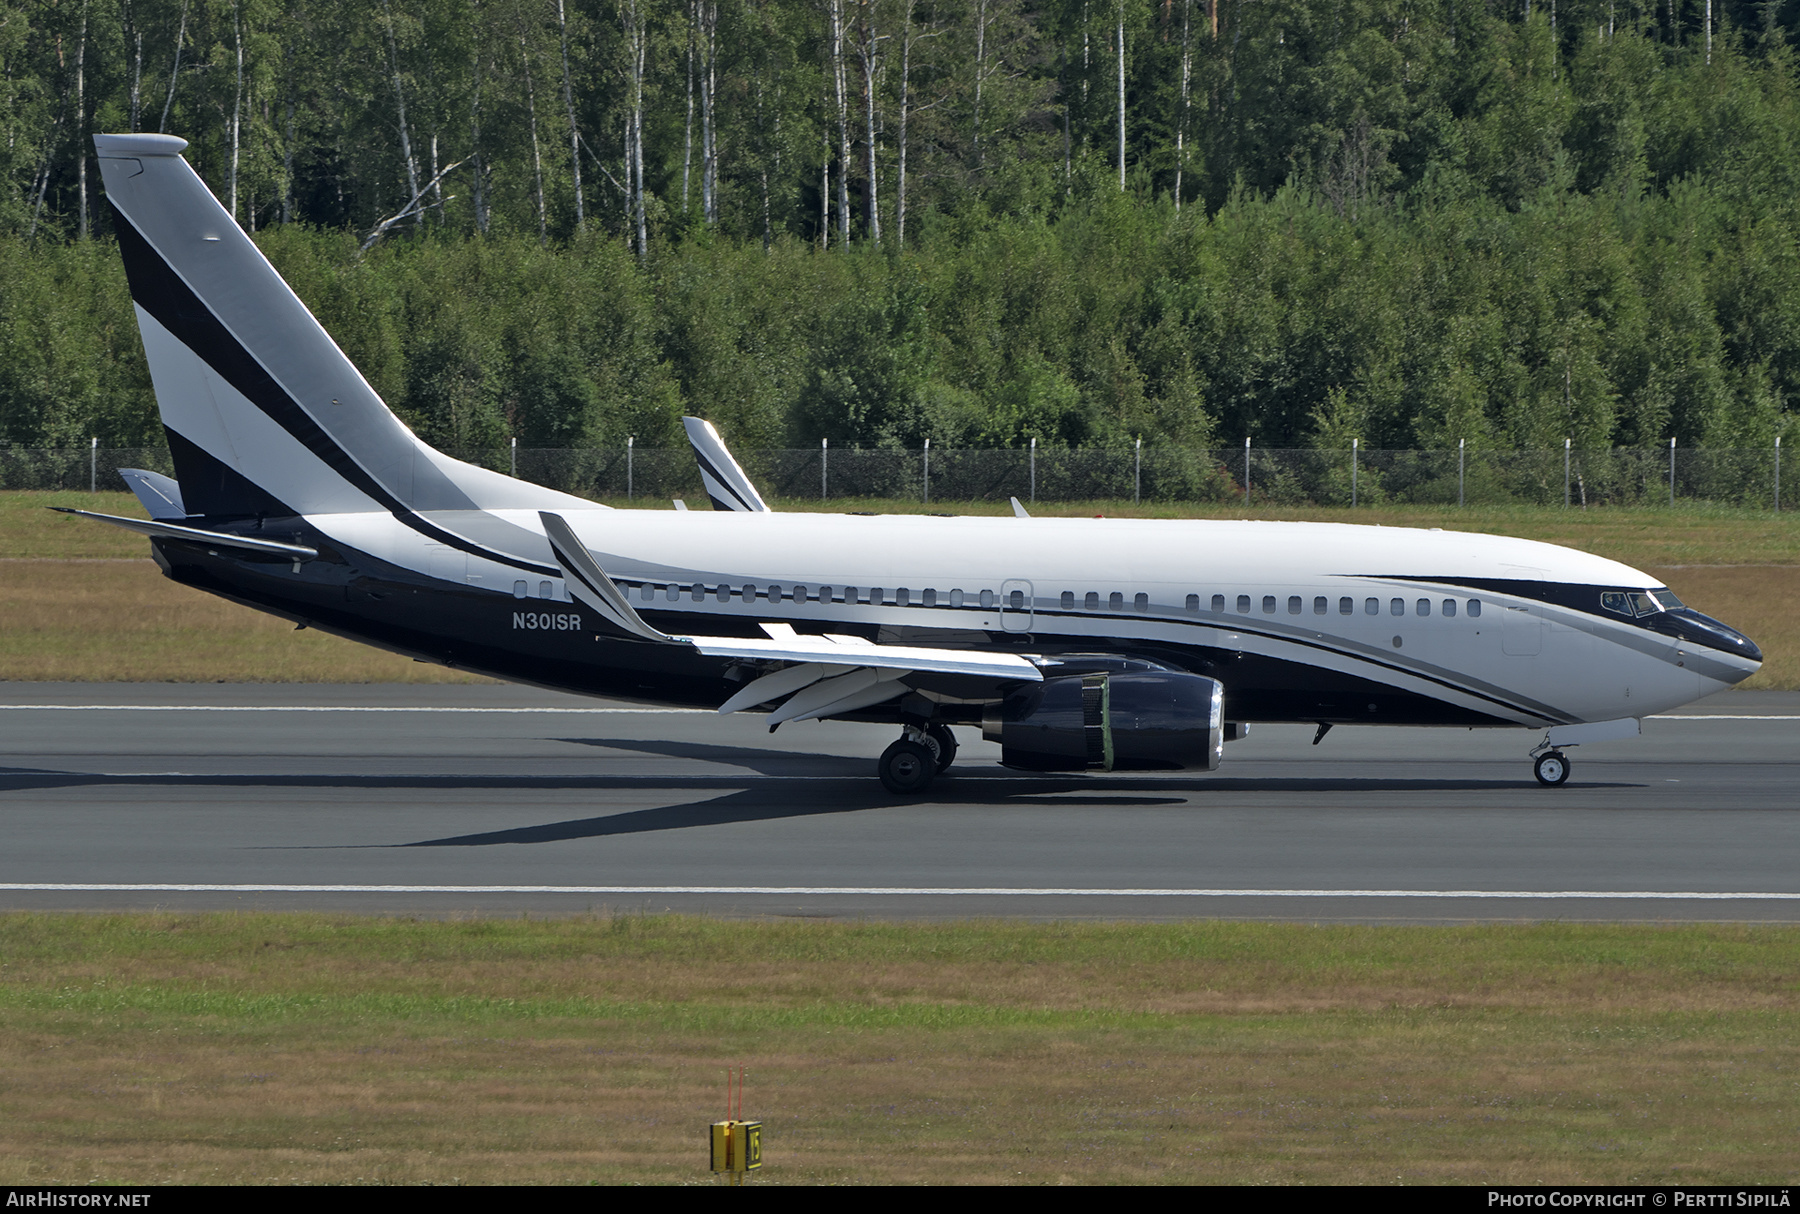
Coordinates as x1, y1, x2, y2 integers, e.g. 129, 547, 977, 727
2, 0, 1798, 453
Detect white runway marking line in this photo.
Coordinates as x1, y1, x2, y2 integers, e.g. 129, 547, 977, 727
2, 884, 1797, 899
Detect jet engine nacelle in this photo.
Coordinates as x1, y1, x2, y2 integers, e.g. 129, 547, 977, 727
982, 671, 1224, 772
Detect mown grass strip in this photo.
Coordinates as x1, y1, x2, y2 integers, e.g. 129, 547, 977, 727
2, 913, 1797, 1184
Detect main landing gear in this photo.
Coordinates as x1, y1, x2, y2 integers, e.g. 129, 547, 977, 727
1532, 749, 1572, 786
878, 724, 958, 794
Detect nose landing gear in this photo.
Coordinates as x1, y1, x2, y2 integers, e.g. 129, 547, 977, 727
1532, 749, 1572, 786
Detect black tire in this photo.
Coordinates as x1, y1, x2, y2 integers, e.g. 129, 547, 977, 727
925, 723, 959, 774
879, 739, 937, 794
1533, 751, 1571, 786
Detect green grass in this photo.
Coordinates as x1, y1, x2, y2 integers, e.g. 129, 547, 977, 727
2, 913, 1796, 1184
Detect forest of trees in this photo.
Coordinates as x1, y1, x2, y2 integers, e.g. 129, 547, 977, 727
3, 0, 1800, 459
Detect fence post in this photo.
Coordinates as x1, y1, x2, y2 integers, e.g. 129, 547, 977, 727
511, 436, 517, 479
1564, 437, 1571, 508
1669, 437, 1675, 508
1134, 437, 1141, 506
822, 437, 829, 501
923, 438, 930, 504
1351, 438, 1358, 508
627, 436, 634, 499
1459, 438, 1465, 507
1030, 437, 1037, 503
90, 437, 97, 494
1244, 436, 1251, 506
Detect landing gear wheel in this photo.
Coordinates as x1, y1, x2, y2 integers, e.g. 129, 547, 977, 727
925, 723, 958, 774
879, 739, 938, 794
1533, 750, 1572, 786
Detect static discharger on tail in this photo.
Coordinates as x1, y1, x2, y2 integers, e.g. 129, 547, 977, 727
60, 132, 1764, 794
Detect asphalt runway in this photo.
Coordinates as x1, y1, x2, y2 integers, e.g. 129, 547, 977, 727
2, 681, 1798, 922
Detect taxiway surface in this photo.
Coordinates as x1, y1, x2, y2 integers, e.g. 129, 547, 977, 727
2, 682, 1797, 922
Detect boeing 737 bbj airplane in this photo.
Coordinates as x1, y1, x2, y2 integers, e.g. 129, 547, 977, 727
64, 133, 1762, 793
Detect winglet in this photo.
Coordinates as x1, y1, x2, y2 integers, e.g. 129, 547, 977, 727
683, 417, 770, 512
1010, 496, 1031, 518
538, 511, 679, 644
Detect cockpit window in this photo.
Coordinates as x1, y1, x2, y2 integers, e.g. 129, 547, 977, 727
1652, 588, 1684, 611
1603, 589, 1667, 617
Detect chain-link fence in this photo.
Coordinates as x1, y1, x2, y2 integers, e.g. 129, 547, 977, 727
4, 443, 1789, 509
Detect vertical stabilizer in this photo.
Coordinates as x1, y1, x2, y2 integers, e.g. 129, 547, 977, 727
94, 133, 586, 520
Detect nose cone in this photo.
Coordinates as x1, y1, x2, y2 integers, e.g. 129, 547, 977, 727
1661, 609, 1762, 671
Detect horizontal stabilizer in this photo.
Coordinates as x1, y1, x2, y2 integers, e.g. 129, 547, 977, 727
118, 468, 186, 520
51, 508, 317, 560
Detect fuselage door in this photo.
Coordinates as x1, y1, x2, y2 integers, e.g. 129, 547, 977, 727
1501, 602, 1544, 656
1000, 579, 1034, 633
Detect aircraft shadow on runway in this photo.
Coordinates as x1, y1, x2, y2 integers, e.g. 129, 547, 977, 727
0, 760, 1638, 853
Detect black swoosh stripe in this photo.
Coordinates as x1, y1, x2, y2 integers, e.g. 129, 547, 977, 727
111, 204, 558, 579
1034, 608, 1573, 723
693, 449, 755, 511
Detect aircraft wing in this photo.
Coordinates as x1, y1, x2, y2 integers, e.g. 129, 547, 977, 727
683, 416, 770, 512
539, 511, 1039, 726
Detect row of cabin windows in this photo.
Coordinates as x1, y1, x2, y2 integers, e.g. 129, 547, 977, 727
1213, 594, 1482, 619
515, 578, 1483, 619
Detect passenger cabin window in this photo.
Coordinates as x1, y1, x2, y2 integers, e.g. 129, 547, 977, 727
922, 588, 937, 608
1443, 599, 1457, 617
1085, 591, 1100, 610
715, 585, 730, 602
1468, 600, 1482, 617
1009, 589, 1025, 609
897, 588, 911, 606
1186, 594, 1200, 612
979, 589, 994, 609
1262, 595, 1276, 614
1212, 594, 1226, 612
1390, 598, 1404, 616
691, 584, 705, 601
1314, 596, 1328, 615
1135, 592, 1149, 612
1339, 597, 1354, 615
1417, 598, 1431, 616
1061, 591, 1075, 610
950, 589, 964, 607
1288, 596, 1302, 615
871, 588, 886, 604
540, 581, 553, 599
513, 580, 528, 599
1237, 595, 1251, 613
845, 587, 859, 603
1109, 591, 1124, 611
1365, 598, 1379, 615
666, 585, 681, 601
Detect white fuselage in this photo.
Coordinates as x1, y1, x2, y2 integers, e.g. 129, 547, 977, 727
310, 506, 1749, 729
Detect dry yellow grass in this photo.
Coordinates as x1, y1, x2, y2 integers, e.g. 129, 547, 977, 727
1, 914, 1796, 1185
0, 559, 490, 683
